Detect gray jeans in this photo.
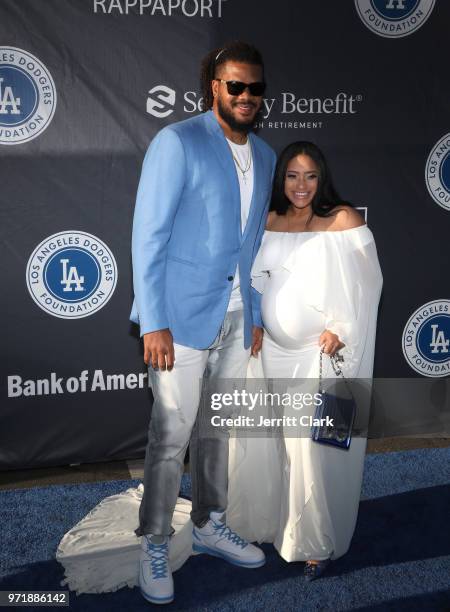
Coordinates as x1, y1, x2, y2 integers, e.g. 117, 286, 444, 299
136, 310, 250, 537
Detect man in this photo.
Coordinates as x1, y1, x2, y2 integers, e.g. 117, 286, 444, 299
130, 41, 276, 604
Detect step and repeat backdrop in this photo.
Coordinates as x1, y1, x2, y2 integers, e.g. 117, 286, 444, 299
1, 0, 449, 468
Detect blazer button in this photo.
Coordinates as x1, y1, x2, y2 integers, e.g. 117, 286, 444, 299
228, 275, 234, 281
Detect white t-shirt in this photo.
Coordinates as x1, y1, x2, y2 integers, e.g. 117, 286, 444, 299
226, 137, 254, 312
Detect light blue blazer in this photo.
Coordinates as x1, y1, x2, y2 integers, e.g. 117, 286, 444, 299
130, 110, 276, 349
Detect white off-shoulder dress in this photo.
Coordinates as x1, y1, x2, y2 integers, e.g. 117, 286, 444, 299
226, 225, 383, 562
56, 225, 382, 592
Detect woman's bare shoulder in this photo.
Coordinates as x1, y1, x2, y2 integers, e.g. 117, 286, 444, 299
266, 210, 280, 230
330, 205, 365, 230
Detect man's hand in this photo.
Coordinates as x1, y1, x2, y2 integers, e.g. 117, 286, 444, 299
319, 329, 345, 357
143, 329, 175, 371
251, 326, 264, 357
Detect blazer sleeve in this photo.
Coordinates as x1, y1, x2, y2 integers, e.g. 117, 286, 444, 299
131, 127, 186, 336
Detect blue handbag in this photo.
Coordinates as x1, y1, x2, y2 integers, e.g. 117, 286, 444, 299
311, 349, 356, 450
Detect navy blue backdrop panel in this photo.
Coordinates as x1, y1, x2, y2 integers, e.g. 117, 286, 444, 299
0, 0, 449, 469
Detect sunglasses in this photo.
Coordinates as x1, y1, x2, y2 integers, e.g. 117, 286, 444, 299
216, 79, 266, 97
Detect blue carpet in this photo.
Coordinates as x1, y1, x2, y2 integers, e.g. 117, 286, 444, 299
1, 449, 450, 611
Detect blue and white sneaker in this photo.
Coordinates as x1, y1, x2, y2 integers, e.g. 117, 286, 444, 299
193, 511, 265, 568
139, 535, 174, 605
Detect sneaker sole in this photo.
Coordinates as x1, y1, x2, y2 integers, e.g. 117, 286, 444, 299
140, 588, 174, 605
192, 542, 266, 568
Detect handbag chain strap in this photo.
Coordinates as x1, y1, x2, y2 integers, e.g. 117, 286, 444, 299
319, 348, 351, 394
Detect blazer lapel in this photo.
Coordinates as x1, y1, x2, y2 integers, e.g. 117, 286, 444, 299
241, 132, 263, 244
203, 111, 241, 241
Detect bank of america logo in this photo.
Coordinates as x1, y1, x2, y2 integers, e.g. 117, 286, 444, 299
26, 231, 117, 319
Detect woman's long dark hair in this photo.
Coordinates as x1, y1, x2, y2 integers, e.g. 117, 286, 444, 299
270, 141, 349, 217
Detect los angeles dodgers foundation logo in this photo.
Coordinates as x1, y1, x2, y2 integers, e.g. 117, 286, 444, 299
402, 300, 450, 377
26, 231, 118, 319
425, 134, 450, 211
0, 47, 57, 145
354, 0, 436, 38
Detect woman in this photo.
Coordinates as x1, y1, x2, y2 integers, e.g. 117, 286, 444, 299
227, 141, 383, 580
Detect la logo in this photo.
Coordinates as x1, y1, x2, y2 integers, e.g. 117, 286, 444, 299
0, 77, 21, 115
60, 258, 85, 292
430, 324, 449, 354
386, 0, 406, 9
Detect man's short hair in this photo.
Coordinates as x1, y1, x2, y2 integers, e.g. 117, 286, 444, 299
200, 41, 265, 111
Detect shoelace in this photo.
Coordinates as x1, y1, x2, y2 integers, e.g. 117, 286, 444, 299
145, 542, 169, 579
213, 521, 248, 549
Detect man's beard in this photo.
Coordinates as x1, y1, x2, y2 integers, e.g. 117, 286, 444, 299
217, 97, 257, 133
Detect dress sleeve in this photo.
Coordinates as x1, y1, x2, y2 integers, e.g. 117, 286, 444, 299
250, 234, 270, 295
323, 229, 383, 378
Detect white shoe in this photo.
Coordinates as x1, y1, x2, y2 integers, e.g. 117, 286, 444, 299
139, 535, 174, 605
192, 511, 265, 568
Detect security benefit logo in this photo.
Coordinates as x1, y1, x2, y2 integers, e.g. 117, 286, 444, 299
425, 134, 450, 211
355, 0, 436, 38
402, 300, 450, 377
146, 85, 363, 131
147, 85, 176, 118
0, 48, 57, 145
26, 231, 118, 319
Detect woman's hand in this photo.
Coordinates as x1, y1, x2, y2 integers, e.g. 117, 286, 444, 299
319, 330, 345, 357
251, 326, 264, 357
